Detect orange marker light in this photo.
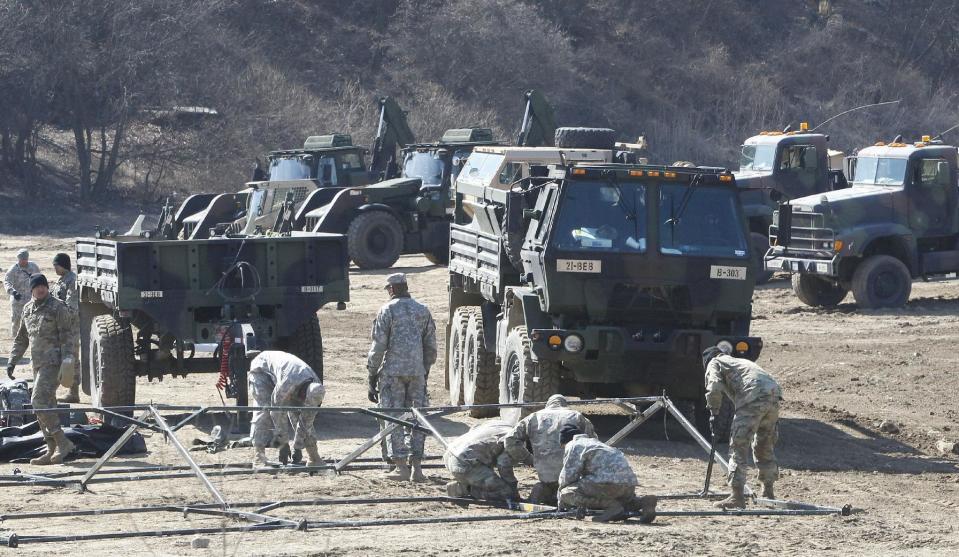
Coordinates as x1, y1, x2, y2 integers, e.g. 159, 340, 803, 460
735, 341, 749, 353
719, 175, 733, 182
647, 170, 661, 177
629, 170, 644, 177
548, 335, 562, 346
571, 168, 587, 175
664, 171, 678, 178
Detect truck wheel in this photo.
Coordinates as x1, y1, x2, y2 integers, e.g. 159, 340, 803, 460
791, 274, 848, 307
89, 314, 136, 413
851, 255, 912, 308
554, 127, 616, 150
750, 232, 773, 284
463, 311, 498, 418
499, 327, 560, 423
423, 247, 448, 266
347, 211, 403, 269
501, 212, 524, 271
447, 307, 471, 405
280, 314, 324, 382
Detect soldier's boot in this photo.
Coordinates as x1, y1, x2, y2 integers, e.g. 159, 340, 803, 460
292, 448, 304, 465
715, 484, 746, 509
385, 462, 411, 481
529, 482, 558, 505
409, 457, 426, 483
49, 431, 75, 465
58, 384, 80, 404
629, 494, 658, 524
304, 445, 322, 467
446, 481, 468, 498
761, 481, 775, 500
252, 447, 269, 468
30, 436, 57, 466
592, 501, 627, 523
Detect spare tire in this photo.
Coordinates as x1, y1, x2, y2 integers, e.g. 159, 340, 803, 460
554, 127, 616, 150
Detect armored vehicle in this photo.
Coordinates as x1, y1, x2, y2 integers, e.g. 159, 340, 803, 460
446, 150, 762, 432
766, 136, 959, 308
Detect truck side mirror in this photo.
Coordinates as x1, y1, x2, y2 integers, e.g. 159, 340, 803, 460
769, 190, 783, 203
523, 209, 542, 221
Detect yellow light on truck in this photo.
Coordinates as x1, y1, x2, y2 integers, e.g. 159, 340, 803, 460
664, 171, 678, 178
735, 341, 749, 353
719, 174, 733, 182
874, 141, 886, 146
629, 170, 644, 177
571, 168, 587, 175
647, 170, 661, 177
834, 239, 843, 252
800, 121, 809, 131
548, 335, 562, 346
922, 135, 931, 142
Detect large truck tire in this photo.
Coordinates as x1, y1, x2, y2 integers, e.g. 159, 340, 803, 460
89, 314, 136, 412
499, 327, 561, 423
463, 311, 498, 418
447, 307, 471, 405
851, 255, 912, 308
347, 211, 404, 269
750, 232, 774, 285
280, 314, 324, 382
791, 274, 848, 307
554, 127, 616, 150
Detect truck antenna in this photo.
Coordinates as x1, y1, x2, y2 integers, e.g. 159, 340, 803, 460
809, 99, 901, 132
932, 121, 959, 141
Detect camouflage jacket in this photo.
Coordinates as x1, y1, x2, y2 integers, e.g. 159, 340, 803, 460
52, 271, 78, 312
447, 420, 515, 469
558, 435, 637, 488
705, 354, 782, 412
249, 351, 320, 406
8, 295, 76, 369
4, 262, 40, 299
367, 295, 437, 378
504, 398, 596, 483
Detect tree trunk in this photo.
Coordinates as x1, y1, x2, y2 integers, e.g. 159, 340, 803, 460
73, 122, 92, 200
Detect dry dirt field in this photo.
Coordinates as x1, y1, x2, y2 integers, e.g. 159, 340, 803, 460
0, 226, 958, 556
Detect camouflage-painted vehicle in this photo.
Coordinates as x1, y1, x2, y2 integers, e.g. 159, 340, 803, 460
446, 148, 762, 433
77, 200, 349, 412
766, 136, 959, 308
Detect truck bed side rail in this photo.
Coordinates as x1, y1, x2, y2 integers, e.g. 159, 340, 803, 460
449, 224, 504, 291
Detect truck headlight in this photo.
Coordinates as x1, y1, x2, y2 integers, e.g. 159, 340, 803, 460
717, 340, 734, 354
563, 334, 584, 353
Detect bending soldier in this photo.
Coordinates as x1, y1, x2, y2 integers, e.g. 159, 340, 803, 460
444, 420, 519, 501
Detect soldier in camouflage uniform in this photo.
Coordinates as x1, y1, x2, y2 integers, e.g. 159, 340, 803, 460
702, 346, 783, 509
4, 249, 40, 341
558, 425, 657, 523
504, 394, 596, 504
367, 273, 437, 482
444, 420, 519, 501
5, 274, 77, 465
247, 350, 325, 467
51, 253, 80, 403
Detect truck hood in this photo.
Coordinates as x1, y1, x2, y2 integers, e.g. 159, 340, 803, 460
733, 170, 773, 190
789, 185, 899, 228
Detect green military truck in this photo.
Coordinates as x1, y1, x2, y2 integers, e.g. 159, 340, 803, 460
766, 136, 959, 308
446, 149, 762, 432
77, 198, 350, 413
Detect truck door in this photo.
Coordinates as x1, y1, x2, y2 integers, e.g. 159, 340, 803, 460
776, 143, 819, 199
317, 156, 337, 186
908, 157, 955, 236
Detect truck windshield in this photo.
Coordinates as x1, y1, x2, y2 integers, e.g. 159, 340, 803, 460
553, 182, 647, 252
403, 151, 446, 187
853, 156, 907, 186
740, 144, 777, 171
659, 185, 747, 257
269, 157, 312, 181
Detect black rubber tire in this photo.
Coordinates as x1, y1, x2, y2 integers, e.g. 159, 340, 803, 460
499, 327, 561, 423
554, 127, 616, 150
423, 247, 448, 266
791, 274, 848, 307
502, 212, 524, 271
89, 314, 136, 411
447, 307, 471, 405
851, 255, 912, 308
280, 314, 324, 382
463, 310, 499, 418
347, 211, 404, 269
750, 232, 774, 285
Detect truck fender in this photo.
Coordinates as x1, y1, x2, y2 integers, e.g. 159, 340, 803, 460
843, 225, 916, 270
497, 287, 550, 361
295, 187, 345, 228
311, 187, 367, 233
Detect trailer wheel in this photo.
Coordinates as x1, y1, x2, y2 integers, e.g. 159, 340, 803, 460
281, 314, 324, 382
554, 127, 616, 150
750, 232, 773, 285
89, 314, 136, 414
347, 211, 404, 269
499, 327, 560, 423
791, 274, 848, 307
447, 308, 471, 405
463, 311, 498, 418
851, 255, 912, 308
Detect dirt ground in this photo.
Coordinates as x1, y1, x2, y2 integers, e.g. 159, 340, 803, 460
0, 226, 958, 556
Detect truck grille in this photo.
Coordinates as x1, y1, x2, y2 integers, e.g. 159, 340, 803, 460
608, 284, 691, 315
770, 209, 835, 252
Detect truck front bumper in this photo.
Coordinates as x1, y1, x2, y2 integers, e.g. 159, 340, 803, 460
764, 250, 840, 277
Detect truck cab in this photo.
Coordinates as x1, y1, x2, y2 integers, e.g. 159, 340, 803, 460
766, 137, 959, 308
264, 134, 371, 188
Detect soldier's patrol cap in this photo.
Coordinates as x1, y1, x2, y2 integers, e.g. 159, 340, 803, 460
385, 273, 407, 288
16, 249, 28, 260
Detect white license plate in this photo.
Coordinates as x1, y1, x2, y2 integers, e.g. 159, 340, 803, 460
557, 259, 602, 273
816, 262, 829, 274
300, 285, 324, 293
710, 265, 747, 280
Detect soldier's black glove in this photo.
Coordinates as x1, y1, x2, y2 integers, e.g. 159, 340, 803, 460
708, 414, 718, 437
5, 365, 14, 380
368, 386, 379, 403
12, 292, 20, 301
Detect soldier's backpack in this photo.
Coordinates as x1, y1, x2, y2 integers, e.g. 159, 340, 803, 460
0, 380, 31, 427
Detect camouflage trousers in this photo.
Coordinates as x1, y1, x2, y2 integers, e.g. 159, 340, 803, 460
558, 480, 635, 510
445, 454, 517, 501
378, 374, 426, 460
248, 372, 317, 450
31, 363, 62, 437
10, 299, 24, 338
727, 396, 780, 489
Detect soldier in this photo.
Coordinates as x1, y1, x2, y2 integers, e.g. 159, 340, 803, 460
702, 346, 783, 509
444, 420, 519, 501
557, 425, 657, 523
504, 394, 596, 504
51, 253, 80, 403
5, 274, 77, 465
367, 273, 437, 482
248, 350, 326, 467
4, 249, 40, 341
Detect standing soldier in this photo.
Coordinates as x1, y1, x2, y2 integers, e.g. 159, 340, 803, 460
5, 275, 77, 465
702, 346, 783, 509
367, 273, 436, 482
504, 394, 596, 504
444, 420, 519, 501
51, 253, 80, 403
4, 249, 40, 341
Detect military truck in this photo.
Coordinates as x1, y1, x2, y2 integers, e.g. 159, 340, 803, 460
77, 196, 349, 414
445, 147, 762, 432
736, 124, 848, 282
766, 135, 959, 308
